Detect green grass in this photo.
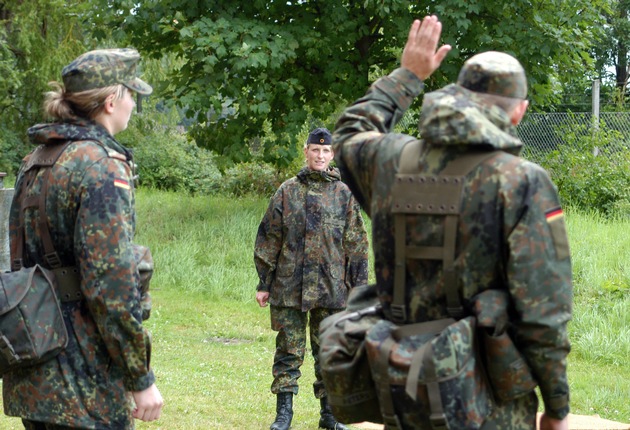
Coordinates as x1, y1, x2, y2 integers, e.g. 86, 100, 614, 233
0, 191, 628, 429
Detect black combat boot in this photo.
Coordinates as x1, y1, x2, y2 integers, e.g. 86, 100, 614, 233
318, 397, 349, 430
270, 392, 293, 430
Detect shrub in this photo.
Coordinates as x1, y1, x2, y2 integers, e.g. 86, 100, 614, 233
0, 129, 27, 176
119, 107, 223, 195
221, 162, 289, 198
131, 131, 222, 195
540, 125, 630, 216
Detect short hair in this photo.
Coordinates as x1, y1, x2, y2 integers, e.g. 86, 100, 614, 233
457, 51, 527, 100
472, 92, 523, 115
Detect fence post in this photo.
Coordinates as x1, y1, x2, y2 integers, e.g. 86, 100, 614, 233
592, 79, 600, 156
0, 172, 14, 272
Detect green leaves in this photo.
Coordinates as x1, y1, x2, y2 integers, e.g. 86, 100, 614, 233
93, 0, 609, 165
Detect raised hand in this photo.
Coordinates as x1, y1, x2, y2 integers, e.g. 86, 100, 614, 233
401, 15, 451, 81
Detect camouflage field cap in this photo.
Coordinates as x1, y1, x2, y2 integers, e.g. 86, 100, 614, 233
307, 127, 332, 145
62, 48, 153, 95
457, 51, 527, 99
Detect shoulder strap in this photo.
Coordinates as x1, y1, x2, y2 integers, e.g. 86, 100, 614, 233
12, 142, 82, 302
398, 138, 424, 174
14, 142, 72, 270
390, 141, 498, 323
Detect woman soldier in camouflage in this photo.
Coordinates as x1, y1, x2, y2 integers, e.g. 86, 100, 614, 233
255, 128, 369, 430
4, 49, 163, 429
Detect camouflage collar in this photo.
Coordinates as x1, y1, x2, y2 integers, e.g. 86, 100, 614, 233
27, 119, 132, 161
419, 84, 523, 152
297, 166, 341, 183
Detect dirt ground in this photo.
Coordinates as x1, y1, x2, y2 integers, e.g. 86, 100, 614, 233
353, 414, 630, 430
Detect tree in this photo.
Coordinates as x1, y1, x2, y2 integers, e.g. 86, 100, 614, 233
0, 0, 89, 171
590, 0, 630, 105
95, 0, 607, 166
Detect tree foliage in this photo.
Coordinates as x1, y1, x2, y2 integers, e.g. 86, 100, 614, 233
593, 0, 630, 94
0, 0, 89, 171
94, 0, 609, 166
0, 0, 612, 169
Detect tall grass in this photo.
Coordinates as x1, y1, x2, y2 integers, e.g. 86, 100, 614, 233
0, 191, 627, 429
136, 189, 269, 301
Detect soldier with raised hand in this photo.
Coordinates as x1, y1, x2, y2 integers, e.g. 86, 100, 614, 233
4, 49, 163, 429
255, 127, 369, 430
333, 15, 572, 430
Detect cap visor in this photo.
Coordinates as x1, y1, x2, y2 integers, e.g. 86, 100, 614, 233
125, 78, 153, 95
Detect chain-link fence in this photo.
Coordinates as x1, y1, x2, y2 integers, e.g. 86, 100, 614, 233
518, 112, 630, 163
397, 110, 630, 164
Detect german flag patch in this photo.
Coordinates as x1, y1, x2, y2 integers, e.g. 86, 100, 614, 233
545, 207, 563, 223
114, 179, 131, 190
545, 206, 569, 259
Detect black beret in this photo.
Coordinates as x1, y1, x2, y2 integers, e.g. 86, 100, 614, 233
307, 127, 332, 145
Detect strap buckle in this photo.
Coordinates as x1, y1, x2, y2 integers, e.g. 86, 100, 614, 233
390, 304, 406, 324
11, 258, 23, 272
44, 252, 62, 269
430, 412, 449, 430
382, 413, 403, 430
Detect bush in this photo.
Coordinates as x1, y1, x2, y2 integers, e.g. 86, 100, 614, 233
120, 107, 223, 195
0, 129, 28, 176
540, 125, 630, 216
221, 162, 289, 198
132, 131, 222, 195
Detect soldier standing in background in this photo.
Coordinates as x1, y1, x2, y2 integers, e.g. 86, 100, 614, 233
3, 49, 163, 429
333, 16, 572, 430
255, 127, 369, 430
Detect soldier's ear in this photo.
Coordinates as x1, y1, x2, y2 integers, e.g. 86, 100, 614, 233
510, 100, 529, 125
103, 94, 116, 114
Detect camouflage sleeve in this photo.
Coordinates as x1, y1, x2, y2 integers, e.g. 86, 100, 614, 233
254, 188, 284, 292
75, 156, 155, 393
333, 67, 425, 214
132, 244, 153, 321
343, 196, 369, 288
505, 165, 572, 419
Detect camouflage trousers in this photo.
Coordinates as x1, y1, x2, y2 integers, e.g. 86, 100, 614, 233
269, 306, 340, 398
480, 391, 538, 430
22, 420, 86, 430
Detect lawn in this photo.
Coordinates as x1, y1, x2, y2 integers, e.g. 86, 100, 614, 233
0, 190, 627, 429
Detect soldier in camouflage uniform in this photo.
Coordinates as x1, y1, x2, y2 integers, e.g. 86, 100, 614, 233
4, 49, 163, 429
255, 128, 369, 430
332, 16, 572, 430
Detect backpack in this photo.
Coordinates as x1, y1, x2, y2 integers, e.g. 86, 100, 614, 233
0, 142, 82, 375
320, 141, 536, 429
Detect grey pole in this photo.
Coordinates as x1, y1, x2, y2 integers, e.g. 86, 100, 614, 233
592, 79, 601, 156
0, 172, 15, 271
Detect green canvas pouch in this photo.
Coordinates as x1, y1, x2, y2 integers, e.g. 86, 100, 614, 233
0, 265, 68, 375
365, 316, 493, 430
319, 284, 384, 424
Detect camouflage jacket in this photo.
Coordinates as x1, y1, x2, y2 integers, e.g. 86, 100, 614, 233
333, 68, 572, 420
4, 119, 154, 429
254, 167, 369, 312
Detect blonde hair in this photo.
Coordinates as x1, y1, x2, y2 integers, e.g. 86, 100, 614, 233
43, 82, 127, 121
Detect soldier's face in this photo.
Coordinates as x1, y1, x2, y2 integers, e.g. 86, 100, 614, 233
110, 89, 136, 135
304, 144, 334, 171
